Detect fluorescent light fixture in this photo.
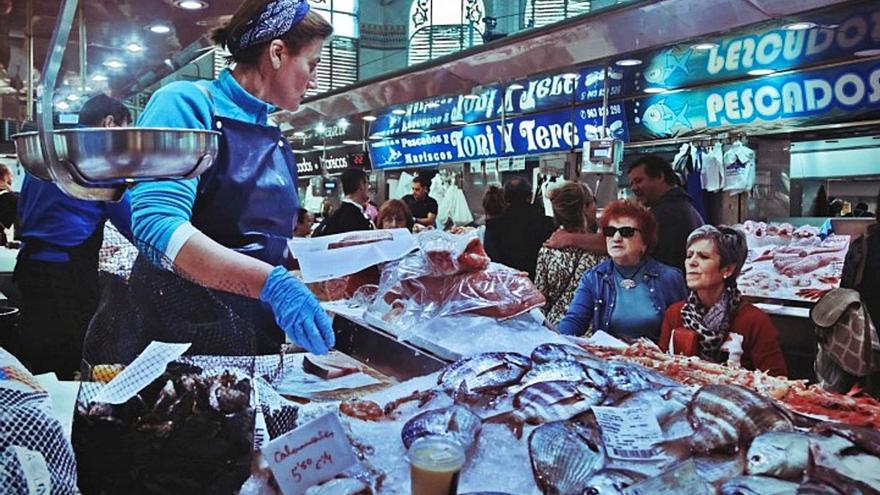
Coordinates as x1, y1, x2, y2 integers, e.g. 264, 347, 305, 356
126, 42, 144, 53
391, 108, 407, 115
91, 73, 108, 81
66, 94, 80, 101
336, 118, 349, 129
425, 102, 441, 109
855, 49, 880, 57
452, 120, 468, 125
408, 128, 426, 133
292, 131, 306, 138
507, 83, 525, 90
369, 134, 384, 140
56, 101, 70, 110
785, 22, 816, 31
104, 59, 126, 69
615, 59, 642, 66
361, 115, 377, 121
174, 0, 208, 10
314, 123, 327, 134
644, 87, 668, 94
692, 42, 718, 51
463, 94, 480, 100
343, 140, 363, 145
148, 24, 172, 34
561, 73, 579, 80
748, 69, 776, 76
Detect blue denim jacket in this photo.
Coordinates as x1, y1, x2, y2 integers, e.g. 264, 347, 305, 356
556, 257, 687, 337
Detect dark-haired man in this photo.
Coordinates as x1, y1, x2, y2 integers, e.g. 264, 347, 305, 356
484, 177, 555, 279
628, 155, 704, 270
15, 94, 133, 377
313, 168, 374, 237
402, 176, 438, 227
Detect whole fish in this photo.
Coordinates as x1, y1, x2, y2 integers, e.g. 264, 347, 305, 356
530, 343, 603, 366
604, 361, 680, 396
400, 405, 482, 451
720, 475, 799, 495
582, 468, 644, 495
795, 482, 843, 495
688, 385, 793, 454
808, 430, 880, 495
747, 432, 811, 480
810, 422, 880, 457
528, 421, 604, 495
693, 454, 746, 486
487, 380, 606, 439
514, 360, 607, 393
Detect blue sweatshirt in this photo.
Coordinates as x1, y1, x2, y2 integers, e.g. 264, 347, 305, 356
131, 69, 276, 264
17, 174, 132, 263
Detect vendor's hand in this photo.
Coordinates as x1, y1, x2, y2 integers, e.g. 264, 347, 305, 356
544, 230, 577, 249
260, 266, 335, 354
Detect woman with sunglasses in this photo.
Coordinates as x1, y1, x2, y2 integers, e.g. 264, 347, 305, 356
659, 225, 787, 375
557, 200, 687, 341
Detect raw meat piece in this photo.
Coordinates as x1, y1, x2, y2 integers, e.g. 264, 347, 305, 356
303, 354, 361, 379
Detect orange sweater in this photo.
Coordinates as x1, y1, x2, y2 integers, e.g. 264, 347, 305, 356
660, 301, 788, 377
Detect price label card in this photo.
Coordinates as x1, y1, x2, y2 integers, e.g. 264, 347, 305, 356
511, 156, 526, 171
262, 413, 358, 495
485, 159, 497, 173
592, 406, 664, 461
498, 157, 511, 172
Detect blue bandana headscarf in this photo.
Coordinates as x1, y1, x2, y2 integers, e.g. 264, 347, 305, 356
227, 0, 311, 55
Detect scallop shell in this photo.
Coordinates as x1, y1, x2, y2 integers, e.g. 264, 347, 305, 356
528, 421, 604, 495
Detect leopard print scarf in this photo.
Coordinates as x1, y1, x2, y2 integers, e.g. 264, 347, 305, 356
680, 284, 742, 361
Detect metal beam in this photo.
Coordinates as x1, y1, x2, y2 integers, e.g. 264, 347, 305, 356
275, 0, 858, 127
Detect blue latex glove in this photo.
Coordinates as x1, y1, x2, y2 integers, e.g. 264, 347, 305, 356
260, 266, 335, 354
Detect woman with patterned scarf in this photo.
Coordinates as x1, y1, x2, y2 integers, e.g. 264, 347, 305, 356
660, 225, 788, 375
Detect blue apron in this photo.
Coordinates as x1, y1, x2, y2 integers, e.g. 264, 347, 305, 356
122, 110, 300, 357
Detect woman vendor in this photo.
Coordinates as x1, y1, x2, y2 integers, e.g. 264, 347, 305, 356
120, 0, 335, 355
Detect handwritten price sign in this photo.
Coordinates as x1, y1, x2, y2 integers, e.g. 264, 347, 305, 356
262, 413, 358, 495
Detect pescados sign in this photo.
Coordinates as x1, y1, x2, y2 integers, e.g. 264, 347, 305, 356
629, 59, 880, 140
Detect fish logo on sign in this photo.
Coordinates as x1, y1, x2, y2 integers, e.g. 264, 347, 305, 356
387, 148, 402, 163
644, 49, 693, 85
640, 99, 692, 135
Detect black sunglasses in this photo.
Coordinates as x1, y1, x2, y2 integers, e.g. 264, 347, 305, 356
603, 226, 641, 238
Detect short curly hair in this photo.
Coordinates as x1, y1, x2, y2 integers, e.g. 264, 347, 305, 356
599, 200, 659, 254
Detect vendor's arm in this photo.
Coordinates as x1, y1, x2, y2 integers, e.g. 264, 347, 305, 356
544, 230, 607, 254
415, 212, 436, 227
556, 273, 596, 336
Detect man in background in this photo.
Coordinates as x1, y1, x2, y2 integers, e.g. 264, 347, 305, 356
14, 94, 133, 377
313, 168, 374, 237
0, 164, 17, 244
402, 176, 438, 227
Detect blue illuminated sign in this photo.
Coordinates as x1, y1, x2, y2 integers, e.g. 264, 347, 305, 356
629, 59, 880, 140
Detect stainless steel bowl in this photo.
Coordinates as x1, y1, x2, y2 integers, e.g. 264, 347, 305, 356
12, 127, 220, 201
13, 131, 53, 181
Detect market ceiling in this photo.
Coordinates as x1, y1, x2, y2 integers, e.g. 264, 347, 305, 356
0, 0, 240, 103
273, 0, 856, 132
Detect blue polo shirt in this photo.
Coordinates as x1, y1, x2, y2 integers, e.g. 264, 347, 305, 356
130, 69, 276, 262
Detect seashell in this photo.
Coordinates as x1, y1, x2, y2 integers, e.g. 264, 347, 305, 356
400, 405, 482, 450
688, 385, 793, 454
529, 421, 604, 495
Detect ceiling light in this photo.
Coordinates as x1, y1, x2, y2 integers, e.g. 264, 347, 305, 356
292, 131, 306, 138
615, 59, 642, 66
362, 115, 377, 122
692, 42, 718, 51
855, 49, 880, 57
91, 73, 108, 82
126, 42, 144, 53
337, 118, 349, 129
369, 134, 383, 140
343, 140, 363, 145
508, 83, 525, 90
785, 22, 816, 31
408, 128, 425, 133
391, 108, 406, 115
56, 101, 70, 110
463, 94, 480, 100
174, 0, 208, 10
425, 102, 441, 109
148, 24, 172, 34
452, 120, 468, 125
748, 69, 776, 76
644, 87, 668, 94
314, 123, 327, 134
104, 59, 126, 69
561, 73, 579, 80
66, 94, 80, 101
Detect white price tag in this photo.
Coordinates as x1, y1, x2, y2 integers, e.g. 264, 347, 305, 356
592, 406, 664, 461
485, 159, 497, 173
94, 341, 191, 405
511, 156, 526, 171
262, 413, 358, 495
498, 157, 511, 172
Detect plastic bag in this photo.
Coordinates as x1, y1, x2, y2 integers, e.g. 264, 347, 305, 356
366, 231, 545, 326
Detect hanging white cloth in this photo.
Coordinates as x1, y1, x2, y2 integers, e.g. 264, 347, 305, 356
723, 141, 756, 194
701, 142, 725, 192
392, 172, 414, 200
